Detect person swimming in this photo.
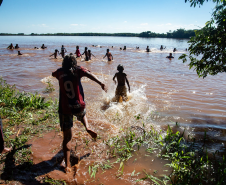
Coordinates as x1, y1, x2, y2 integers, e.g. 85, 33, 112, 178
15, 44, 20, 49
173, 48, 177, 52
146, 46, 150, 52
18, 51, 23, 55
7, 43, 14, 49
41, 44, 47, 49
166, 53, 174, 58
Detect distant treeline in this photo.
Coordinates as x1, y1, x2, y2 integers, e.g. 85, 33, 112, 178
0, 29, 196, 39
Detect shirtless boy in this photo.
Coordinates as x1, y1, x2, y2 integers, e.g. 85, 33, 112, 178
88, 50, 95, 60
15, 44, 20, 49
82, 47, 89, 61
52, 55, 107, 173
7, 43, 14, 49
60, 45, 67, 58
41, 44, 47, 49
103, 49, 113, 61
166, 53, 174, 58
18, 51, 23, 55
113, 64, 130, 102
49, 49, 60, 59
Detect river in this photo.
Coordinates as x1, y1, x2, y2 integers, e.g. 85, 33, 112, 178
0, 36, 226, 183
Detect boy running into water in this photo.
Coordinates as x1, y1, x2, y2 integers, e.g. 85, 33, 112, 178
52, 55, 107, 173
103, 49, 113, 61
49, 49, 60, 59
82, 47, 89, 61
113, 64, 130, 102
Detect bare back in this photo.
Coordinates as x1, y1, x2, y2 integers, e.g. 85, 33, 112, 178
114, 72, 127, 86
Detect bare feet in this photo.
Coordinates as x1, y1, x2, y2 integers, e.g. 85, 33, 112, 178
1, 147, 12, 154
87, 129, 97, 140
65, 166, 71, 174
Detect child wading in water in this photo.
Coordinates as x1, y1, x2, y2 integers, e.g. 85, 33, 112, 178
103, 49, 113, 61
75, 46, 81, 58
52, 55, 107, 173
113, 64, 130, 102
88, 50, 95, 60
82, 47, 89, 61
49, 49, 60, 59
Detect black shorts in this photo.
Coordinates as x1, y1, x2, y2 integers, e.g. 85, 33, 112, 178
59, 109, 86, 131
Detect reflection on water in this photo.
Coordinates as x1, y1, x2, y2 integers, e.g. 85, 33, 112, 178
1, 36, 226, 179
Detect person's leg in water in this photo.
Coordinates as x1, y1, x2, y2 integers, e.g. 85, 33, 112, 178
63, 128, 72, 173
121, 86, 128, 101
80, 115, 97, 139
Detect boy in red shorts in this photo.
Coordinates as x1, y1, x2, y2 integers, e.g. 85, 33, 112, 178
52, 55, 107, 173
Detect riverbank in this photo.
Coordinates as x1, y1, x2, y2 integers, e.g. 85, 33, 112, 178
0, 28, 195, 39
0, 77, 225, 184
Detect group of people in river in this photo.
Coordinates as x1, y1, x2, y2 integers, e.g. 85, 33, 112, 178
49, 45, 113, 61
7, 42, 184, 60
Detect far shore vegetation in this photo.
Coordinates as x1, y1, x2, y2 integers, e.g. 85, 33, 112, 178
0, 28, 195, 39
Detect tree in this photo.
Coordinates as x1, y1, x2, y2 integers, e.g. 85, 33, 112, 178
179, 0, 226, 78
0, 0, 3, 6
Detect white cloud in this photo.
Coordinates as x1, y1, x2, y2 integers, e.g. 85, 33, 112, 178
71, 24, 78, 26
140, 23, 148, 26
124, 21, 127, 23
166, 23, 172, 25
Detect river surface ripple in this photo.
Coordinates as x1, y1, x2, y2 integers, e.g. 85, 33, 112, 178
1, 36, 226, 153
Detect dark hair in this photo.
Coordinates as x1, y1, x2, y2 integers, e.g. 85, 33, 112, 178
117, 64, 124, 72
62, 55, 77, 76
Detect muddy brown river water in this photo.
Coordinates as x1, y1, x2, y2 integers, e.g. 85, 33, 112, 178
1, 36, 226, 184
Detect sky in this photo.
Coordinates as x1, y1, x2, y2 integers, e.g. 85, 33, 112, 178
0, 0, 216, 34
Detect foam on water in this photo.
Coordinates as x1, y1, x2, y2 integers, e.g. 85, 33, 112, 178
102, 84, 156, 131
40, 75, 54, 84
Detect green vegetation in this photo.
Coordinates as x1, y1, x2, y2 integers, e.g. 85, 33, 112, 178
43, 79, 55, 93
179, 0, 226, 78
0, 77, 58, 146
88, 118, 226, 184
0, 28, 196, 38
1, 78, 225, 184
0, 77, 60, 184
